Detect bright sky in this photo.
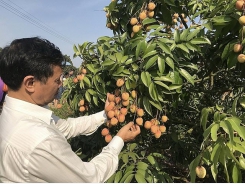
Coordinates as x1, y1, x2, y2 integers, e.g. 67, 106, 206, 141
0, 0, 113, 67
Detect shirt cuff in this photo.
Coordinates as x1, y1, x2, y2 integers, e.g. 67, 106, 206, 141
93, 110, 107, 126
106, 135, 124, 154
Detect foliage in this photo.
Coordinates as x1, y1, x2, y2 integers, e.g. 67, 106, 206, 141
53, 0, 245, 182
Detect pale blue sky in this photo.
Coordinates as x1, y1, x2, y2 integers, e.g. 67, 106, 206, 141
0, 0, 113, 67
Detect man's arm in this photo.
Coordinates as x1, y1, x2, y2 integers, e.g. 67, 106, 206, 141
52, 110, 107, 139
28, 134, 124, 183
53, 93, 111, 139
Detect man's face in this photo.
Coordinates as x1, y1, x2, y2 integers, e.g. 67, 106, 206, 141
33, 65, 62, 106
69, 70, 74, 76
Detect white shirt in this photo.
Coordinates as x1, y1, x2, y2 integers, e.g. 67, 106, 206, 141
0, 95, 124, 182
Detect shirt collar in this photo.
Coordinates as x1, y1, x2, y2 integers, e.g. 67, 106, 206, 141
4, 95, 53, 125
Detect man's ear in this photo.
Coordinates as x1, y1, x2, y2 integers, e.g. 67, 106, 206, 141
23, 76, 35, 93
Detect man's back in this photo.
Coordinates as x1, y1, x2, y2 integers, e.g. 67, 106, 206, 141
0, 97, 60, 182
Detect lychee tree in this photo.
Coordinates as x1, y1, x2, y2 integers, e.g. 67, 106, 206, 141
58, 0, 245, 182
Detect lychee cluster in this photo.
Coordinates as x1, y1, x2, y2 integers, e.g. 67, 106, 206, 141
105, 91, 131, 128
78, 99, 89, 113
101, 78, 169, 142
235, 0, 245, 63
101, 128, 112, 143
170, 13, 188, 30
143, 115, 168, 139
73, 68, 87, 83
130, 2, 156, 37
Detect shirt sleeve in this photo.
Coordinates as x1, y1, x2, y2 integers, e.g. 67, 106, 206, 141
27, 134, 124, 183
52, 110, 107, 139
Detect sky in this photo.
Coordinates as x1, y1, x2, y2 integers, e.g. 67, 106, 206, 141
0, 0, 114, 67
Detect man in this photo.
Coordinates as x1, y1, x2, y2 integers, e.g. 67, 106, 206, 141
53, 73, 64, 107
0, 37, 140, 182
0, 78, 5, 110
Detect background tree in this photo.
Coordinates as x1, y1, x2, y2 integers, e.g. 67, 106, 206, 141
55, 0, 245, 182
63, 54, 74, 66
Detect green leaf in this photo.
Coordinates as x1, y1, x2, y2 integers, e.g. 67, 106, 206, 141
174, 29, 180, 43
190, 38, 211, 45
92, 96, 99, 106
212, 15, 232, 23
232, 164, 241, 183
87, 89, 96, 96
203, 123, 214, 141
137, 161, 149, 170
186, 29, 201, 41
73, 44, 80, 55
136, 169, 146, 177
211, 143, 221, 181
122, 154, 129, 164
189, 154, 202, 182
107, 55, 117, 61
178, 68, 194, 85
154, 81, 169, 90
149, 100, 162, 111
108, 0, 117, 11
147, 155, 156, 165
186, 42, 200, 51
114, 171, 123, 183
86, 64, 96, 74
124, 174, 134, 183
83, 76, 91, 87
211, 123, 220, 141
239, 157, 245, 169
125, 58, 134, 65
135, 173, 147, 183
120, 55, 129, 63
136, 40, 147, 59
144, 55, 158, 70
157, 55, 165, 74
85, 91, 91, 102
128, 152, 138, 163
106, 173, 116, 183
200, 108, 212, 130
142, 17, 157, 25
220, 120, 234, 145
239, 96, 245, 108
169, 84, 182, 90
114, 66, 125, 75
149, 83, 158, 101
154, 76, 174, 83
129, 143, 137, 151
143, 96, 153, 116
115, 52, 123, 62
232, 97, 239, 116
79, 80, 84, 89
165, 56, 175, 69
144, 42, 157, 55
227, 52, 238, 69
140, 71, 151, 87
176, 44, 189, 53
143, 50, 158, 59
227, 117, 245, 140
179, 61, 198, 70
102, 59, 115, 66
221, 42, 233, 61
125, 165, 135, 174
158, 42, 172, 55
180, 28, 190, 41
120, 171, 134, 182
218, 146, 230, 182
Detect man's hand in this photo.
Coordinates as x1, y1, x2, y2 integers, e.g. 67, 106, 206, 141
116, 121, 141, 142
104, 93, 110, 110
